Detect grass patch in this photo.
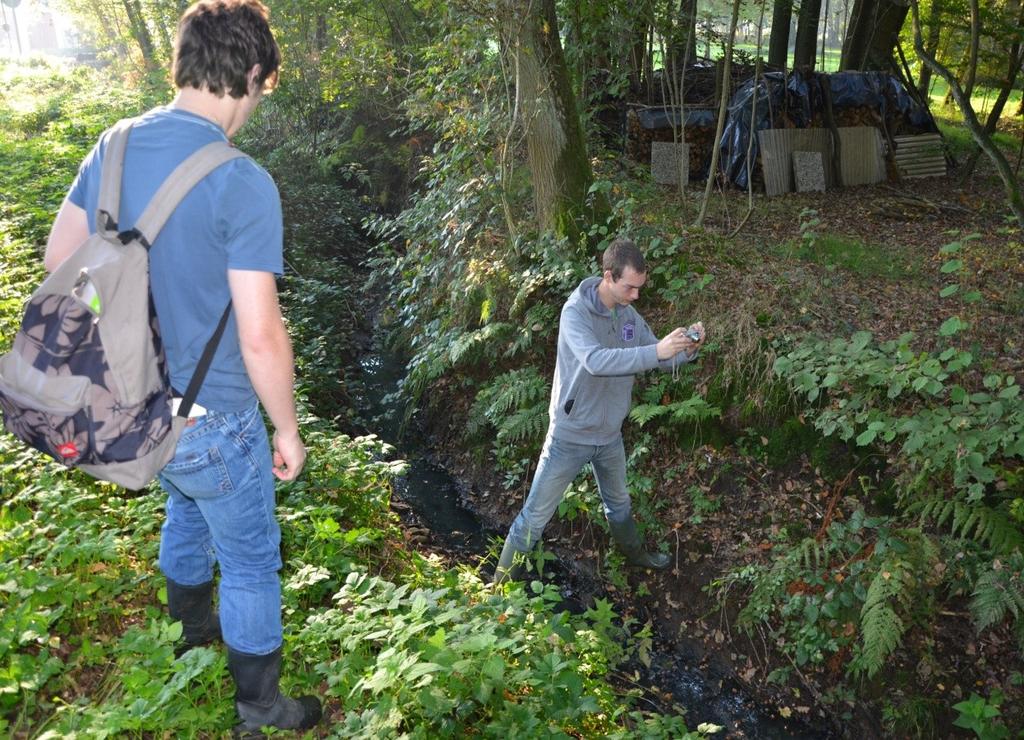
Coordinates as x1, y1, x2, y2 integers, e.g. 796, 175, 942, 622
935, 117, 1019, 161
778, 233, 918, 280
927, 76, 1023, 124
730, 43, 842, 72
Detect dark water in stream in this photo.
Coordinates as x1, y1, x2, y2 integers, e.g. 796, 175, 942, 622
354, 348, 830, 739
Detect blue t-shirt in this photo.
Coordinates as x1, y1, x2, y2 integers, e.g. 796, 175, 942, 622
68, 106, 284, 412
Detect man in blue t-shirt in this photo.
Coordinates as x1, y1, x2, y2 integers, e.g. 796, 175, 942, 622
44, 0, 321, 733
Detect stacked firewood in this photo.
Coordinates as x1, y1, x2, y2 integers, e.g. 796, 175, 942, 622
625, 108, 715, 173
804, 105, 931, 137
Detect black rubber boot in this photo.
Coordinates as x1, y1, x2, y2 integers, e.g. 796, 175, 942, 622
607, 517, 671, 570
492, 537, 529, 584
227, 646, 322, 738
166, 578, 221, 658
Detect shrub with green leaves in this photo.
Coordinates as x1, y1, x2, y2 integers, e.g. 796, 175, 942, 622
716, 510, 942, 678
725, 234, 1024, 692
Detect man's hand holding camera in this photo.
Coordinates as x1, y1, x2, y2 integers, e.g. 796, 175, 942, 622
656, 321, 705, 361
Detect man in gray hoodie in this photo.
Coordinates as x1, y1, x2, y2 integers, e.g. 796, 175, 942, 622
494, 237, 703, 583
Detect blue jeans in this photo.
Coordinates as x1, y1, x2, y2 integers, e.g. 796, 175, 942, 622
157, 402, 283, 656
505, 434, 632, 552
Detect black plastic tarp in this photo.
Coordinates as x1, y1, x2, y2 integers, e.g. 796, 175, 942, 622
635, 106, 717, 131
719, 70, 939, 189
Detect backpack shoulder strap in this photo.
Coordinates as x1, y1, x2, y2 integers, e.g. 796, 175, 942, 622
95, 119, 137, 238
129, 141, 247, 248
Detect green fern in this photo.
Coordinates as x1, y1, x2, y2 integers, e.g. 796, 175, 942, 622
482, 368, 548, 423
448, 323, 513, 366
915, 496, 1024, 555
669, 396, 722, 423
629, 398, 721, 428
629, 404, 671, 427
496, 405, 549, 446
465, 367, 549, 458
505, 303, 557, 358
795, 537, 826, 571
970, 554, 1024, 635
854, 562, 914, 677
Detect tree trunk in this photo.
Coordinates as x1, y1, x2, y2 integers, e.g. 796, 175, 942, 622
841, 0, 872, 69
962, 0, 979, 100
627, 0, 656, 99
910, 0, 1024, 227
793, 0, 823, 68
513, 0, 604, 240
958, 0, 1024, 179
841, 0, 909, 71
768, 0, 793, 67
121, 0, 157, 70
916, 0, 941, 98
670, 0, 698, 72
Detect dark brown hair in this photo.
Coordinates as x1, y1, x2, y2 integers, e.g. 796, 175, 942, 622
173, 0, 281, 98
602, 237, 647, 280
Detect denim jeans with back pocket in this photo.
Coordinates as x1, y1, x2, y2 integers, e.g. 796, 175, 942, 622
157, 401, 283, 655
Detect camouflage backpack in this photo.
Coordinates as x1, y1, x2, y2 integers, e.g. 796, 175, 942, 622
0, 119, 244, 489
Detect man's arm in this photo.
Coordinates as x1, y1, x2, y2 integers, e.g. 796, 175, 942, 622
563, 304, 694, 376
228, 268, 305, 480
43, 198, 90, 273
636, 318, 703, 370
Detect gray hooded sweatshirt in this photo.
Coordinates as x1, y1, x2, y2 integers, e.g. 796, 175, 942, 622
547, 276, 693, 446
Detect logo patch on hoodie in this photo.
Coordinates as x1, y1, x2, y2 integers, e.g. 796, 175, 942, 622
622, 322, 635, 342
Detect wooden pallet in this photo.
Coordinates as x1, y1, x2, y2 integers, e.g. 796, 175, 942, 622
892, 133, 946, 179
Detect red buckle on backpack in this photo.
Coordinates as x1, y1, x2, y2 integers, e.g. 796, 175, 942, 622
57, 442, 79, 458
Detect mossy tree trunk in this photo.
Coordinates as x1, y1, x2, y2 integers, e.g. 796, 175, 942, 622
512, 0, 606, 242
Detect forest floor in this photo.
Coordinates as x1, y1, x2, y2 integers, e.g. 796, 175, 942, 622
410, 132, 1024, 738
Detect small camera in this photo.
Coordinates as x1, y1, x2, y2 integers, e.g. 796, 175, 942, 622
686, 328, 701, 342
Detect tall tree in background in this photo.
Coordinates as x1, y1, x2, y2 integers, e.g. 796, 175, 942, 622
793, 0, 822, 67
768, 0, 793, 66
910, 0, 1024, 225
670, 0, 698, 70
840, 0, 910, 70
958, 0, 1024, 179
915, 0, 943, 97
510, 0, 601, 240
56, 0, 183, 72
961, 0, 980, 99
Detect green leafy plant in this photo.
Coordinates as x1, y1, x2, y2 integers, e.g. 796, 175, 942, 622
952, 691, 1011, 740
467, 367, 549, 470
715, 510, 941, 677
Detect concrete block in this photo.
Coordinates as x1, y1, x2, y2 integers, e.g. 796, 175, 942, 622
793, 150, 826, 192
651, 141, 689, 186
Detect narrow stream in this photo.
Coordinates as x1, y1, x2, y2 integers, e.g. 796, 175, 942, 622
353, 345, 829, 739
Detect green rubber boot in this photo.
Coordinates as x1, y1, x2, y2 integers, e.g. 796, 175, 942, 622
608, 517, 671, 569
493, 537, 529, 584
